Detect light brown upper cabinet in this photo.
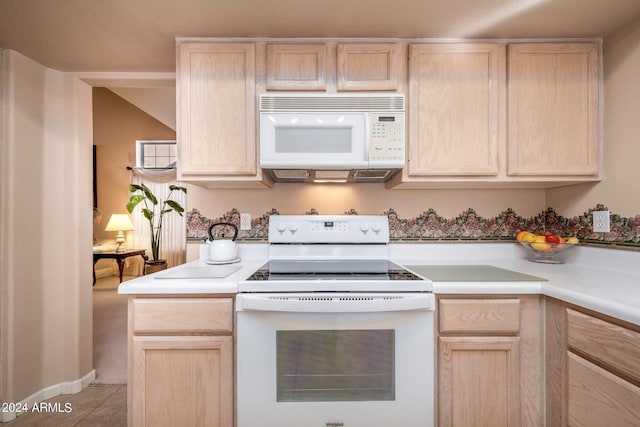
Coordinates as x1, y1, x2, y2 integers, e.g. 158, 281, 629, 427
389, 41, 601, 188
265, 42, 401, 92
266, 43, 327, 90
177, 42, 271, 188
405, 43, 504, 178
507, 43, 599, 176
337, 43, 399, 91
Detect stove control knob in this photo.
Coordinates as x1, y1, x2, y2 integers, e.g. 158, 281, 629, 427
360, 223, 370, 233
276, 223, 286, 232
288, 223, 298, 233
372, 222, 382, 233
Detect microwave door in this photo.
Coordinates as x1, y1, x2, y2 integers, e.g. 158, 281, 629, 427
260, 112, 368, 168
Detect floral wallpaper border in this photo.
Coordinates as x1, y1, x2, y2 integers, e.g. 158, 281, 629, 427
186, 204, 640, 251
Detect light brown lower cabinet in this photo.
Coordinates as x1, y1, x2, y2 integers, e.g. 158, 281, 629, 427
545, 297, 640, 427
439, 336, 521, 427
437, 296, 543, 427
128, 297, 234, 427
124, 294, 640, 427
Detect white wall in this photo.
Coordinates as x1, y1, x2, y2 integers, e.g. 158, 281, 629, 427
0, 50, 93, 404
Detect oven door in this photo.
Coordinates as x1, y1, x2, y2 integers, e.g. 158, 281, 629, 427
236, 293, 435, 427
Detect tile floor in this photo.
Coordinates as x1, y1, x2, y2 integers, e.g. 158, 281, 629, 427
3, 384, 127, 426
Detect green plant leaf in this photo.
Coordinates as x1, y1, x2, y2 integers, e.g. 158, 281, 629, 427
169, 185, 188, 193
129, 184, 144, 193
126, 195, 144, 213
140, 183, 158, 205
142, 208, 154, 221
166, 200, 184, 214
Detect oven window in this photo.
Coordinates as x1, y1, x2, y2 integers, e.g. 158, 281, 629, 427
276, 330, 395, 402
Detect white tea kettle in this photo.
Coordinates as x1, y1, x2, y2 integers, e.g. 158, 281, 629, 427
207, 222, 239, 262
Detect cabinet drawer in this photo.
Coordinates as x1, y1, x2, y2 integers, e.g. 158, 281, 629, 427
568, 352, 640, 426
439, 299, 520, 334
132, 298, 233, 334
568, 308, 640, 383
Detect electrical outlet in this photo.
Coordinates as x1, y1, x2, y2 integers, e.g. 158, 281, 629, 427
593, 210, 610, 233
240, 213, 252, 230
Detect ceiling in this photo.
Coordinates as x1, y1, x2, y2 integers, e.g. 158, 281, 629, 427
3, 0, 639, 130
2, 0, 640, 73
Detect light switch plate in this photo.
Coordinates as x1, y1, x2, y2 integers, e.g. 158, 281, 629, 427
593, 210, 610, 233
240, 213, 252, 230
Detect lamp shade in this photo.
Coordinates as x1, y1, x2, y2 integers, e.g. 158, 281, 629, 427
105, 214, 135, 231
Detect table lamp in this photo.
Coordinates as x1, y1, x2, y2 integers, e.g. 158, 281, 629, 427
105, 214, 135, 253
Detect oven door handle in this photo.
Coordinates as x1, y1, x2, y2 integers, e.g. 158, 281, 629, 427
236, 293, 435, 313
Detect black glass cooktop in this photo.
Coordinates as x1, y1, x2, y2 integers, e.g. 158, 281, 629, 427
245, 259, 424, 281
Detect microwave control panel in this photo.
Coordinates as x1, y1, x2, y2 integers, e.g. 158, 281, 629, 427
368, 112, 405, 165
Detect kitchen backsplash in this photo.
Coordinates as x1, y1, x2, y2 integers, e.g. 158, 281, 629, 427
186, 204, 640, 250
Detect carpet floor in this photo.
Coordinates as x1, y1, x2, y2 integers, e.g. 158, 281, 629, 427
92, 275, 132, 384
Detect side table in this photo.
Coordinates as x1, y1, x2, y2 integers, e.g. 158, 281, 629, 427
93, 249, 148, 285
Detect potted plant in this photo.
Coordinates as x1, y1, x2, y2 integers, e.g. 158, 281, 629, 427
126, 183, 187, 273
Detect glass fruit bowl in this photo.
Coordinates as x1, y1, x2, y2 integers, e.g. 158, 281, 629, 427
519, 241, 577, 264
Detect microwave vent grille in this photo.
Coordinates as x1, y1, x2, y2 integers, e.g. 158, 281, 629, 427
353, 169, 392, 180
271, 170, 310, 180
260, 94, 404, 112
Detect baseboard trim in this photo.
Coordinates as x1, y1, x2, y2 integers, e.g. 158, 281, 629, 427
1, 369, 96, 422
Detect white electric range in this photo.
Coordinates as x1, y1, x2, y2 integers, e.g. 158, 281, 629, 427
236, 215, 435, 427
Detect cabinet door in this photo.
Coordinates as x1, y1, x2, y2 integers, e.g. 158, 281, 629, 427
407, 43, 504, 176
337, 43, 399, 91
439, 336, 521, 427
266, 43, 326, 90
177, 42, 257, 178
130, 335, 233, 427
507, 43, 599, 176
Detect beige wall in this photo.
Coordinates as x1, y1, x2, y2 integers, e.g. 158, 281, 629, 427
92, 88, 176, 241
188, 183, 546, 220
547, 15, 640, 217
1, 50, 93, 402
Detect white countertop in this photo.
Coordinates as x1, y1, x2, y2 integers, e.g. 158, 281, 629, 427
118, 258, 265, 294
119, 242, 640, 326
391, 243, 640, 326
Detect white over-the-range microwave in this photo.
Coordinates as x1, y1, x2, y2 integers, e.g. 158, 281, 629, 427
259, 93, 405, 183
